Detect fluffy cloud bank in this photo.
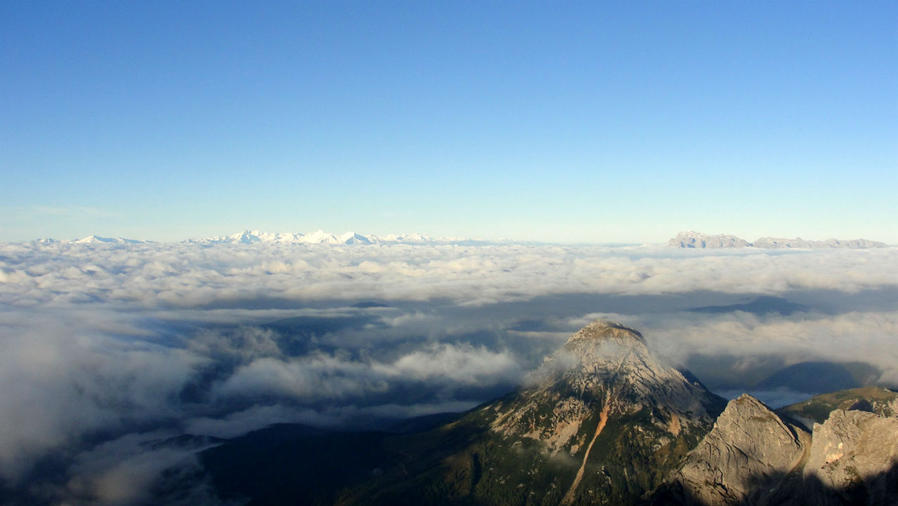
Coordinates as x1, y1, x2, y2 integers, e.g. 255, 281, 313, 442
0, 240, 896, 503
2, 241, 897, 308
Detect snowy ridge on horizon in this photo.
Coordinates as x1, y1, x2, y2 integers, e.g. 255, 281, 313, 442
26, 235, 154, 245
74, 235, 149, 245
200, 229, 442, 245
22, 230, 480, 246
42, 231, 644, 247
14, 230, 893, 248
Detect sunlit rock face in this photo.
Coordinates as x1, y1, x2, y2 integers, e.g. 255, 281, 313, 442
656, 390, 898, 505
660, 394, 809, 504
803, 408, 898, 505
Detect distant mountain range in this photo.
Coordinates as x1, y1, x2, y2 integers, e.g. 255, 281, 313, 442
200, 229, 442, 245
669, 231, 888, 249
20, 230, 892, 248
32, 230, 472, 246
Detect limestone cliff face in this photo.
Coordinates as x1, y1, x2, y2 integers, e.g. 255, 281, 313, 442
657, 391, 898, 505
659, 394, 809, 504
803, 408, 898, 505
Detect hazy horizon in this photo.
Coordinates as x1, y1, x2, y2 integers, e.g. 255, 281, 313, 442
4, 227, 896, 246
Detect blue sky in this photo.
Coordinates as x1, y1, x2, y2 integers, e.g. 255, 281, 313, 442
2, 1, 896, 242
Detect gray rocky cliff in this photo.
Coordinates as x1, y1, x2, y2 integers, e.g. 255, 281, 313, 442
802, 408, 898, 505
660, 394, 809, 505
656, 392, 898, 505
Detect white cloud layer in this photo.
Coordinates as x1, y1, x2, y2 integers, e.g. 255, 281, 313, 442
2, 242, 896, 308
0, 240, 896, 502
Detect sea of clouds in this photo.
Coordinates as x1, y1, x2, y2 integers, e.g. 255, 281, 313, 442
1, 240, 896, 503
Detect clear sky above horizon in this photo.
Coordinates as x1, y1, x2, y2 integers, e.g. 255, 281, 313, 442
2, 1, 896, 243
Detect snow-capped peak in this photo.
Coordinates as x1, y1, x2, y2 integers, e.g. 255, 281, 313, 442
74, 235, 145, 245
199, 230, 447, 245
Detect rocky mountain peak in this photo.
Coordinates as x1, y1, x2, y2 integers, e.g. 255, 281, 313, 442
717, 394, 804, 448
480, 321, 725, 504
564, 319, 645, 346
494, 321, 723, 449
541, 320, 722, 420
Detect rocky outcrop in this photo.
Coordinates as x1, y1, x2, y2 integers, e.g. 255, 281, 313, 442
657, 390, 898, 505
803, 409, 898, 505
668, 231, 751, 249
659, 394, 809, 504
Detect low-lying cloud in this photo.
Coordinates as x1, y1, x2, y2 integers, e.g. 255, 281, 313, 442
3, 242, 897, 308
0, 240, 896, 503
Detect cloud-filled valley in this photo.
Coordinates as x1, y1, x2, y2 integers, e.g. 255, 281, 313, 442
1, 239, 897, 504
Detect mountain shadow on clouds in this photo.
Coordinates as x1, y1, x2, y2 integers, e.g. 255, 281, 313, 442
755, 361, 880, 394
262, 314, 385, 356
506, 319, 564, 332
689, 296, 808, 316
263, 314, 384, 336
351, 301, 392, 308
684, 354, 881, 394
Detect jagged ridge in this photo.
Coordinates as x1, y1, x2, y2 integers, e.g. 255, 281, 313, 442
655, 391, 898, 505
